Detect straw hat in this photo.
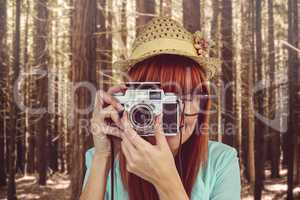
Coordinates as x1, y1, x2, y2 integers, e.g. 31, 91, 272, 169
113, 16, 220, 80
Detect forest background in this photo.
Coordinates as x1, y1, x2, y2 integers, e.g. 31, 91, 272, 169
0, 0, 300, 199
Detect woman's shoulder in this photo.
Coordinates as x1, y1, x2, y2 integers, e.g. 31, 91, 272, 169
207, 140, 238, 171
191, 140, 240, 199
208, 140, 237, 158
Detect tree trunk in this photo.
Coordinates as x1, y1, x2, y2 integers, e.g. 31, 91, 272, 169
267, 0, 280, 179
70, 0, 97, 198
183, 0, 201, 32
66, 0, 73, 175
136, 0, 155, 35
96, 0, 110, 91
287, 0, 299, 198
49, 4, 59, 173
7, 0, 21, 199
15, 0, 30, 175
209, 0, 222, 142
120, 0, 127, 60
0, 0, 9, 187
33, 0, 50, 186
240, 0, 255, 191
220, 0, 235, 147
0, 0, 7, 187
254, 0, 267, 199
26, 28, 36, 176
159, 0, 171, 17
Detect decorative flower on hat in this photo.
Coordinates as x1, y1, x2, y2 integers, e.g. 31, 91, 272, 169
193, 30, 211, 57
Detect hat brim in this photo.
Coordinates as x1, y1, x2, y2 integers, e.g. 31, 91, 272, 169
112, 51, 220, 80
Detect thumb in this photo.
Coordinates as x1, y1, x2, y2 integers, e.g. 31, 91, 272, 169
154, 115, 168, 148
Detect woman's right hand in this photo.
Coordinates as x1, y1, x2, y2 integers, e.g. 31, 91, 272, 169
90, 85, 127, 157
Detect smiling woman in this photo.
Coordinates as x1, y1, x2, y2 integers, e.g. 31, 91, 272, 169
79, 17, 241, 200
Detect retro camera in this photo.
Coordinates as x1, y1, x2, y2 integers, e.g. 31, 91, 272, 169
113, 82, 181, 136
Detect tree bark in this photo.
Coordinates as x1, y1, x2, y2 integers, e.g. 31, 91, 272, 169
209, 0, 222, 142
70, 0, 97, 198
254, 0, 267, 199
183, 0, 201, 32
240, 0, 255, 191
0, 0, 7, 187
136, 0, 155, 35
267, 0, 280, 179
120, 0, 128, 60
159, 0, 171, 17
33, 0, 50, 185
220, 0, 235, 147
7, 0, 21, 199
287, 0, 299, 198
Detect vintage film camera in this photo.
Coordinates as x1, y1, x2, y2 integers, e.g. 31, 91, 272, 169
113, 82, 181, 136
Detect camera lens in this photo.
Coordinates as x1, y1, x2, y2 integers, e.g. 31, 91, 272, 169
130, 104, 154, 131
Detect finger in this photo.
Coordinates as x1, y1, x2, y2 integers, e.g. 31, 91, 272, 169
90, 122, 122, 138
107, 85, 127, 95
154, 115, 168, 148
100, 106, 123, 129
93, 91, 104, 110
98, 90, 124, 111
123, 135, 138, 155
121, 112, 151, 149
102, 126, 123, 138
121, 138, 134, 164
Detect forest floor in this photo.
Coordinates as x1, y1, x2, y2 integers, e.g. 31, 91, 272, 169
0, 173, 71, 200
0, 169, 299, 200
242, 169, 300, 200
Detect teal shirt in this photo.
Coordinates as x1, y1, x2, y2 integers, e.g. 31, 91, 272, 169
83, 140, 241, 200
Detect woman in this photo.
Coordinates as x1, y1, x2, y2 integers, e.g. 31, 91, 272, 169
80, 17, 241, 200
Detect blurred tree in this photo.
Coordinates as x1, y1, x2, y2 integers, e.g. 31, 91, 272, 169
183, 0, 201, 32
240, 0, 255, 192
254, 0, 268, 198
136, 0, 155, 34
220, 0, 235, 147
7, 0, 21, 199
267, 0, 281, 179
23, 0, 36, 175
48, 0, 59, 173
209, 0, 222, 142
287, 0, 300, 198
0, 0, 8, 187
70, 0, 98, 198
120, 0, 128, 60
159, 0, 171, 17
33, 0, 50, 186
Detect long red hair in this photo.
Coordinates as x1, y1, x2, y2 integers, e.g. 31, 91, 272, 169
119, 54, 211, 200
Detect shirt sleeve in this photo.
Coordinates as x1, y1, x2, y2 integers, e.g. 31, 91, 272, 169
210, 148, 241, 200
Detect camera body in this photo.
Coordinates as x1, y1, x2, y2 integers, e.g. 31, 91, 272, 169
113, 82, 181, 136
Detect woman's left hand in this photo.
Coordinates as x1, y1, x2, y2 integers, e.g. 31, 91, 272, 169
120, 112, 189, 200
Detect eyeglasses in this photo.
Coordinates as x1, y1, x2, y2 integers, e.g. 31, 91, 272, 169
178, 94, 209, 116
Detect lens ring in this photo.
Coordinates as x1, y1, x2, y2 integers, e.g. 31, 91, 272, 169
129, 104, 154, 132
